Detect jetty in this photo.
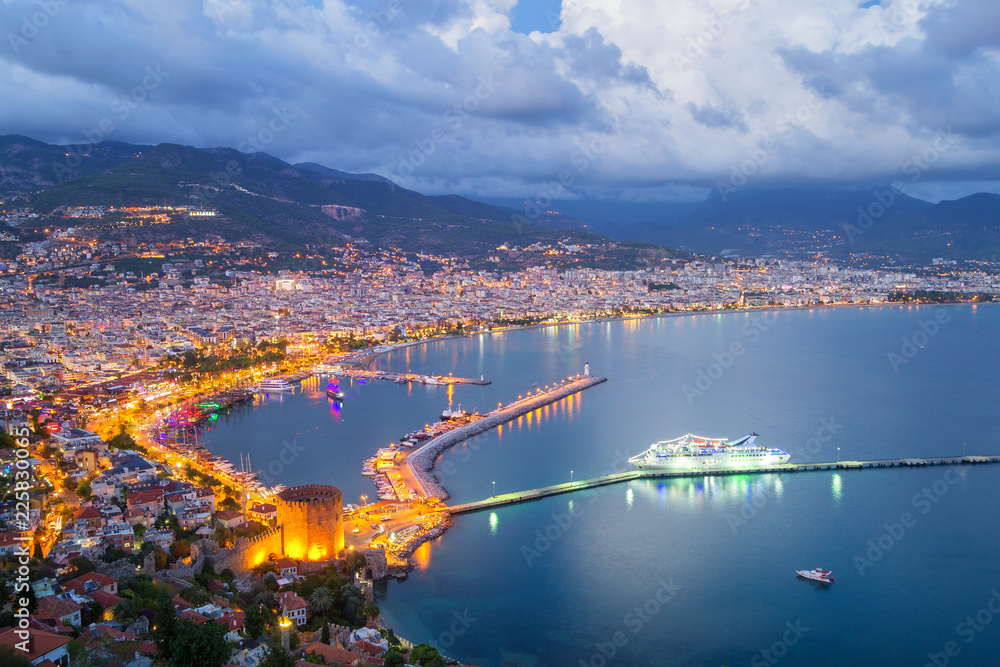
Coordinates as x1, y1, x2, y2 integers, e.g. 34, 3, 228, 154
447, 455, 1000, 515
406, 374, 608, 499
339, 368, 490, 385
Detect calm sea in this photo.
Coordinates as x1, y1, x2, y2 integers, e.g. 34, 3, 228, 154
202, 304, 1000, 666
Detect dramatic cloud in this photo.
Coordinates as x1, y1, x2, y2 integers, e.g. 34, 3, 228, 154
1, 0, 997, 201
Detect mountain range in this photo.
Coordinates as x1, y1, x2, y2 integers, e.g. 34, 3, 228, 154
0, 134, 604, 262
536, 187, 1000, 262
2, 133, 998, 265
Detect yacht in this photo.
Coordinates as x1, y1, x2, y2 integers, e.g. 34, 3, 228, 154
796, 568, 834, 584
256, 379, 293, 392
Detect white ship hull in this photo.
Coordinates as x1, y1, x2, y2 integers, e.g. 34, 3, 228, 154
629, 433, 790, 470
255, 381, 293, 392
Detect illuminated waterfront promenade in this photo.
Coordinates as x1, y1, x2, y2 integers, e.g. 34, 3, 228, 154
447, 455, 1000, 514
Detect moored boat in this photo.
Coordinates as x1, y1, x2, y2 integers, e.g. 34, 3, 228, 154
628, 433, 790, 470
255, 379, 293, 392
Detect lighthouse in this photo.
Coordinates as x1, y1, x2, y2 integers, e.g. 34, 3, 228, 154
584, 362, 590, 377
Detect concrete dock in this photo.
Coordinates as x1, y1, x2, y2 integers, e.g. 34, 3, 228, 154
447, 455, 1000, 515
406, 374, 608, 499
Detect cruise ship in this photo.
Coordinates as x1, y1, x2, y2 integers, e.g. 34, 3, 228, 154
628, 433, 790, 470
255, 379, 293, 392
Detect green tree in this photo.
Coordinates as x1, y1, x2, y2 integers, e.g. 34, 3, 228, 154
383, 649, 406, 667
170, 538, 191, 560
363, 601, 380, 624
244, 603, 266, 639
66, 639, 100, 667
76, 480, 92, 499
258, 640, 296, 667
409, 643, 446, 667
168, 619, 232, 667
66, 556, 96, 579
152, 546, 169, 571
0, 644, 32, 667
0, 429, 17, 449
107, 423, 139, 450
309, 586, 334, 614
113, 597, 143, 624
320, 622, 330, 645
152, 597, 179, 661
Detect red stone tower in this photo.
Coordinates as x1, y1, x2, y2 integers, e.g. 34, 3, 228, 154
275, 484, 344, 561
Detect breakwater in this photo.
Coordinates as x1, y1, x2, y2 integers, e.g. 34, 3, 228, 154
447, 455, 1000, 514
406, 375, 608, 500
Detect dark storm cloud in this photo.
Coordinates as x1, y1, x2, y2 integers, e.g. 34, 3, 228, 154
0, 0, 997, 198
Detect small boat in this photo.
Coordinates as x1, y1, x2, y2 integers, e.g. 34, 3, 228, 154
796, 568, 834, 584
325, 383, 345, 400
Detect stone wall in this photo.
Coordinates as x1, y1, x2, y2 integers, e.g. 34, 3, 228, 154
204, 526, 285, 573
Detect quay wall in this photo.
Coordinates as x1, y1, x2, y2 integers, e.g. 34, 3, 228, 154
408, 376, 608, 500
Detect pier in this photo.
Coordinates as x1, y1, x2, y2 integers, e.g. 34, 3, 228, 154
447, 455, 1000, 515
404, 374, 608, 499
338, 368, 491, 385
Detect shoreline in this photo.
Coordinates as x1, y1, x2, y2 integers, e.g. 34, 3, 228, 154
358, 300, 990, 371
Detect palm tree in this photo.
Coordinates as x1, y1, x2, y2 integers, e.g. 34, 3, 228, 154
363, 601, 380, 625
309, 586, 334, 614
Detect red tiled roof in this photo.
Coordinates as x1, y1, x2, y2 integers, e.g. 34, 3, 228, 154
178, 609, 209, 624
37, 596, 82, 619
215, 611, 244, 632
277, 592, 309, 611
353, 639, 386, 657
304, 641, 364, 664
0, 531, 30, 548
89, 590, 124, 609
63, 571, 117, 594
0, 627, 71, 660
127, 489, 164, 507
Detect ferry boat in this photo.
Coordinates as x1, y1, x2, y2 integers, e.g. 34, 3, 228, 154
628, 433, 790, 470
796, 568, 834, 584
255, 379, 293, 392
325, 383, 345, 400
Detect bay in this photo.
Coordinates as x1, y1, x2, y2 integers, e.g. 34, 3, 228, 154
202, 304, 1000, 666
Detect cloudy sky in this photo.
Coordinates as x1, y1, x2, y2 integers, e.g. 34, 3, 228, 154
2, 0, 998, 202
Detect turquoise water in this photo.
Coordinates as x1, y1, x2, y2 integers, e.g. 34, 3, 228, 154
202, 305, 1000, 666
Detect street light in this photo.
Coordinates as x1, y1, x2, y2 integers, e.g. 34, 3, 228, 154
570, 470, 573, 484
837, 447, 841, 463
492, 481, 496, 497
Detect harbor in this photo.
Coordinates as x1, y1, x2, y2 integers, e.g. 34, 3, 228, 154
345, 368, 609, 564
